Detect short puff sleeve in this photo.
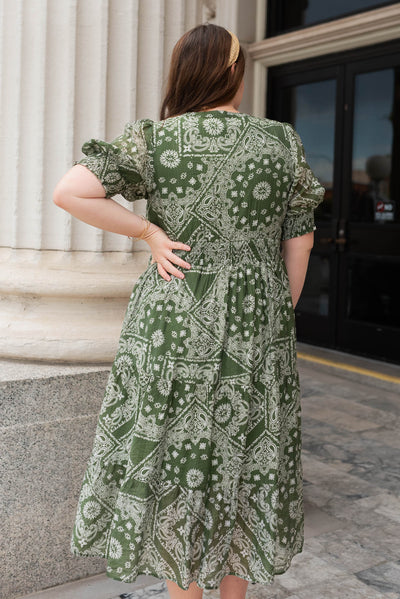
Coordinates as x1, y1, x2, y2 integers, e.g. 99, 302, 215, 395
281, 122, 325, 241
74, 119, 152, 202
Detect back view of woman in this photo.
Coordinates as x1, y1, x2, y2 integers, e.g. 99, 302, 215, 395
54, 23, 325, 599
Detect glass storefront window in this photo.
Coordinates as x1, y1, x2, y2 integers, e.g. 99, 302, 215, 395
267, 0, 397, 36
351, 68, 399, 224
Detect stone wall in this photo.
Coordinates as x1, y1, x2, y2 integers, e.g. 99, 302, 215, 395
0, 361, 111, 599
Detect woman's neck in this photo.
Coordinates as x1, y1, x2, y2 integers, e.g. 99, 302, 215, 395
201, 104, 240, 113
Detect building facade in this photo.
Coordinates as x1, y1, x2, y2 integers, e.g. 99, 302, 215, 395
0, 0, 399, 365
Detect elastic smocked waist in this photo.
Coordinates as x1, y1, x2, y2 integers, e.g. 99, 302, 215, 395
169, 235, 281, 270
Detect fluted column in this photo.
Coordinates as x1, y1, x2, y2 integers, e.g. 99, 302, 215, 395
0, 0, 207, 362
0, 0, 258, 362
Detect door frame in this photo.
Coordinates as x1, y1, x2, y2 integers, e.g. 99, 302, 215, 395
267, 38, 400, 363
338, 47, 400, 360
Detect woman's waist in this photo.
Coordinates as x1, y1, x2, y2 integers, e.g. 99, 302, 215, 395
157, 235, 282, 270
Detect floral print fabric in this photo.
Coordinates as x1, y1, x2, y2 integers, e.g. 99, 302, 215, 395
70, 110, 325, 590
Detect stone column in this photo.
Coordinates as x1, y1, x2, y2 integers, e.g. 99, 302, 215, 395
0, 0, 204, 363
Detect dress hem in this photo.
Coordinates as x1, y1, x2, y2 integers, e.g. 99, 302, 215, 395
71, 544, 304, 591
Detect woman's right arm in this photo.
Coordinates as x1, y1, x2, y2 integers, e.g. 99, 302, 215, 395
53, 164, 192, 281
281, 231, 314, 309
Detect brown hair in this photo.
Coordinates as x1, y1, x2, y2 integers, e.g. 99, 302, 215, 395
160, 24, 245, 120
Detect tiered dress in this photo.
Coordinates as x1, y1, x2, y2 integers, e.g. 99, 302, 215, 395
70, 110, 325, 591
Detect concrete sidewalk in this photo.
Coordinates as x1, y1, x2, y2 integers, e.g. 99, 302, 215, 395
18, 345, 400, 599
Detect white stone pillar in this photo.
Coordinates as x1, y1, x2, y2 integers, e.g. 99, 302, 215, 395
0, 0, 260, 363
0, 0, 206, 362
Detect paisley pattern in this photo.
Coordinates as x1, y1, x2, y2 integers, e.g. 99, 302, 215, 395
70, 110, 325, 591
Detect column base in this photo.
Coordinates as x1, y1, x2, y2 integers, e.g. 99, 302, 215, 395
0, 248, 150, 363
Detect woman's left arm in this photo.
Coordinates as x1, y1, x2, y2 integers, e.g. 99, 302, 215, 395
281, 231, 314, 309
53, 164, 192, 281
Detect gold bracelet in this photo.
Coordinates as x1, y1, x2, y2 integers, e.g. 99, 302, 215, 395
135, 215, 151, 240
127, 215, 150, 240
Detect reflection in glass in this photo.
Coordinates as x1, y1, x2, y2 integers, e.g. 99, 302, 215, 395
284, 79, 335, 220
269, 0, 395, 34
296, 254, 330, 316
347, 258, 400, 327
351, 68, 399, 223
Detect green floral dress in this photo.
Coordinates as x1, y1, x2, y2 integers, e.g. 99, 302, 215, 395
70, 110, 325, 591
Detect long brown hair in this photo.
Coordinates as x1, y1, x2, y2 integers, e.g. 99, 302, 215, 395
160, 24, 245, 120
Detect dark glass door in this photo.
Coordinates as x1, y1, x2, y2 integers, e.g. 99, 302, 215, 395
269, 40, 400, 363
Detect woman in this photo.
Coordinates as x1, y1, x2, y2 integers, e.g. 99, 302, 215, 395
54, 23, 324, 599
